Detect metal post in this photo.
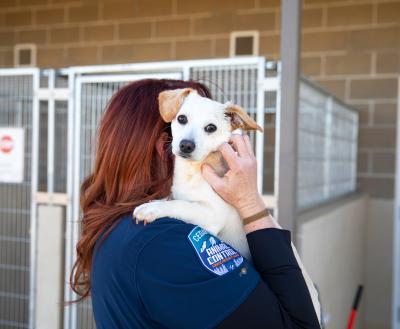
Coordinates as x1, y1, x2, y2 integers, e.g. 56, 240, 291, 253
256, 57, 265, 193
276, 0, 302, 235
64, 69, 76, 329
70, 72, 81, 329
29, 69, 40, 329
47, 70, 55, 194
393, 77, 400, 329
324, 97, 333, 201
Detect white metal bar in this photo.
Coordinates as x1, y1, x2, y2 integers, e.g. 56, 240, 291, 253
351, 113, 359, 193
70, 75, 83, 329
324, 97, 333, 200
182, 65, 190, 81
274, 62, 282, 220
260, 194, 277, 210
256, 57, 265, 193
29, 68, 40, 329
262, 74, 280, 215
34, 192, 69, 205
68, 57, 264, 75
64, 69, 75, 329
0, 67, 39, 76
76, 73, 182, 84
48, 70, 55, 194
393, 77, 400, 329
37, 88, 69, 100
263, 77, 279, 91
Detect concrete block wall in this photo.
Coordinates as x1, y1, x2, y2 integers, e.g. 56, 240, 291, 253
299, 195, 394, 329
0, 0, 398, 199
298, 195, 368, 329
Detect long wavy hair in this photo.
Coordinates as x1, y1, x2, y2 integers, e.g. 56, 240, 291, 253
70, 79, 212, 302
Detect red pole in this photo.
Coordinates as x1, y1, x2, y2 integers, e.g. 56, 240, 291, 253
346, 285, 363, 329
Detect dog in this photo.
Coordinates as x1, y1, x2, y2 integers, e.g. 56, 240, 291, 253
133, 88, 321, 322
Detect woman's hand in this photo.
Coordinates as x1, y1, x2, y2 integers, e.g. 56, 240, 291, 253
201, 134, 277, 232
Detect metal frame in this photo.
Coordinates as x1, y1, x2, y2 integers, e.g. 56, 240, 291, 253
75, 73, 182, 84
297, 76, 359, 210
256, 58, 266, 191
47, 71, 56, 194
65, 56, 263, 75
0, 67, 40, 329
30, 69, 40, 329
276, 0, 301, 234
393, 76, 400, 329
64, 68, 76, 329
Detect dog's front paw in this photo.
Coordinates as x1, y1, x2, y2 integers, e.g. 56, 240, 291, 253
133, 201, 166, 224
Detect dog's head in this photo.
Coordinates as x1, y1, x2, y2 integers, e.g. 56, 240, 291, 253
158, 88, 263, 162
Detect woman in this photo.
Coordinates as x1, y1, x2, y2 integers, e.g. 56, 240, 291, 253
70, 79, 321, 329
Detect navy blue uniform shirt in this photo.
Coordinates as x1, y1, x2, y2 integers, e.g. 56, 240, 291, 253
91, 215, 320, 329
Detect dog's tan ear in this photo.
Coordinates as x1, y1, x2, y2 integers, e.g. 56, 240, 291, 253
225, 103, 263, 132
158, 88, 194, 122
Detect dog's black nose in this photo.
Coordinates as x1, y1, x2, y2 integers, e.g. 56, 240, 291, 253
179, 139, 195, 154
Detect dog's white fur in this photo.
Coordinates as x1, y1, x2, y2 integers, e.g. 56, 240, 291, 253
133, 88, 321, 323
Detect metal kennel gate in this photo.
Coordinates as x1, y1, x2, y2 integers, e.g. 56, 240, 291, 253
0, 68, 39, 329
65, 57, 268, 329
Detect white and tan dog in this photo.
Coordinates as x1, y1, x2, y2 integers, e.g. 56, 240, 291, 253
133, 88, 321, 322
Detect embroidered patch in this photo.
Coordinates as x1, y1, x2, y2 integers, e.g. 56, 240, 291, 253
187, 226, 244, 276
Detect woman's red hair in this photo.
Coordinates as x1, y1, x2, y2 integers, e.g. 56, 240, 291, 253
70, 79, 211, 301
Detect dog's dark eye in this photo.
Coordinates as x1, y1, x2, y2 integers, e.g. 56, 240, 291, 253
177, 115, 187, 124
204, 124, 217, 133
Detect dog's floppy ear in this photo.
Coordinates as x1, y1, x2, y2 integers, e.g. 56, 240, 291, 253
158, 88, 194, 122
224, 102, 263, 132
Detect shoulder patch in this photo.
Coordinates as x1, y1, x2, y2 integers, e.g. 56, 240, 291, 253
187, 226, 244, 276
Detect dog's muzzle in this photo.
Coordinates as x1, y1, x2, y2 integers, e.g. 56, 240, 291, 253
179, 139, 195, 154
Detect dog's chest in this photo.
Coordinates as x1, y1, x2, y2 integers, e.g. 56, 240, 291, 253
172, 167, 217, 203
171, 155, 226, 205
171, 156, 251, 259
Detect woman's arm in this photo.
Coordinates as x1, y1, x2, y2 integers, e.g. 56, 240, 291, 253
202, 134, 321, 328
216, 227, 320, 328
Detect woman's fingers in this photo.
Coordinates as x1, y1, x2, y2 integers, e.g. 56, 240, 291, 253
218, 142, 239, 170
217, 135, 253, 172
229, 134, 249, 158
201, 164, 225, 193
243, 134, 255, 157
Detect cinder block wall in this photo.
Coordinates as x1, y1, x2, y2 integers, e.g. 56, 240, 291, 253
0, 0, 398, 199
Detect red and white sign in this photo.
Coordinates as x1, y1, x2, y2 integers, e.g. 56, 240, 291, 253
0, 135, 14, 153
0, 128, 24, 183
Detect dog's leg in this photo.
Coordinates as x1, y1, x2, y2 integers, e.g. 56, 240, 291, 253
133, 200, 224, 235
